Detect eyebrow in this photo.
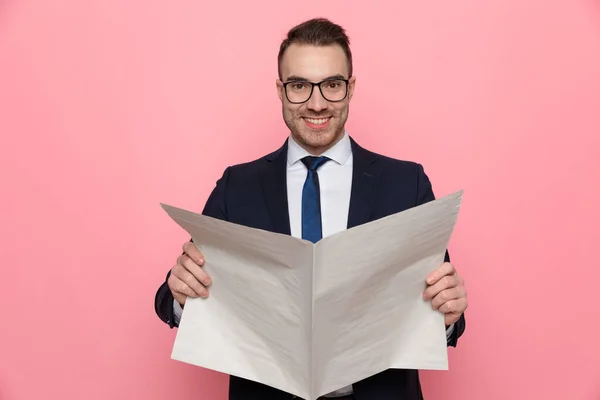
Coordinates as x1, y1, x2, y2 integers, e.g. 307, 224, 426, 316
284, 74, 347, 82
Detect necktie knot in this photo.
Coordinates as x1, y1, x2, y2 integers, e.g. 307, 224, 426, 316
301, 156, 329, 171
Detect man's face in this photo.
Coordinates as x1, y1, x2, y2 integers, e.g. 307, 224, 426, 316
277, 43, 356, 155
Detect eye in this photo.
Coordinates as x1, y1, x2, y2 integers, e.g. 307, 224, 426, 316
288, 82, 309, 91
323, 80, 343, 89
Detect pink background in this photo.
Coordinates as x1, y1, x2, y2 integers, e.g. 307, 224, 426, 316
1, 0, 599, 399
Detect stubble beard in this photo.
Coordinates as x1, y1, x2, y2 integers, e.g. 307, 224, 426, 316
283, 108, 347, 154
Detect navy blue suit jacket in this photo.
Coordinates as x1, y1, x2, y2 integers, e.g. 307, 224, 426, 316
155, 136, 466, 399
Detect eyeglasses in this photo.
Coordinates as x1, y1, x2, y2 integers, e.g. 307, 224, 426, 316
282, 78, 349, 104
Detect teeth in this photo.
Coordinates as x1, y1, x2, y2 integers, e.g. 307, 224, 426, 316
306, 118, 329, 125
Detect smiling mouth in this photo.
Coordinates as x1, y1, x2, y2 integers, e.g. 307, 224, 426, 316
303, 117, 331, 126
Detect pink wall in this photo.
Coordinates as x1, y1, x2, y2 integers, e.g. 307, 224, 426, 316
1, 0, 599, 399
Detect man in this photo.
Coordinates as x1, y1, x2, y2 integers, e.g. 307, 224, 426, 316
155, 18, 467, 400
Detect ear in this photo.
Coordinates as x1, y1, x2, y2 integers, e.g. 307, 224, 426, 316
348, 75, 356, 101
276, 79, 284, 102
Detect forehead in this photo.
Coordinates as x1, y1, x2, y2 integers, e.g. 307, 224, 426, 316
280, 43, 349, 81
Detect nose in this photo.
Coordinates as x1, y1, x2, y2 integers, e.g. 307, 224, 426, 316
306, 86, 328, 112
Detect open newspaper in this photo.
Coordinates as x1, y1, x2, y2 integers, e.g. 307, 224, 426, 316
160, 190, 463, 400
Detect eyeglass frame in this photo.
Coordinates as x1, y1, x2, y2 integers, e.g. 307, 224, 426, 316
281, 77, 351, 104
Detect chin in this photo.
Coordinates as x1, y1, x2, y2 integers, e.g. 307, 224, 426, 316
297, 128, 341, 151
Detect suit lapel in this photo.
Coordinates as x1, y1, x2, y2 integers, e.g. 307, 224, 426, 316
260, 139, 291, 235
347, 137, 381, 229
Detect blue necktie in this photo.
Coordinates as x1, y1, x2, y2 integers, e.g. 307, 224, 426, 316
301, 156, 329, 243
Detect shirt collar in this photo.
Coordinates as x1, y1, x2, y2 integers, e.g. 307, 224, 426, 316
287, 131, 352, 166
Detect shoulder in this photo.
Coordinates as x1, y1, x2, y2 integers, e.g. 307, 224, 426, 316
377, 152, 424, 173
352, 138, 427, 179
227, 147, 281, 174
212, 142, 286, 185
376, 152, 431, 193
351, 138, 435, 203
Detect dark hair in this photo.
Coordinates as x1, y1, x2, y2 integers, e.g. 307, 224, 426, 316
277, 18, 353, 80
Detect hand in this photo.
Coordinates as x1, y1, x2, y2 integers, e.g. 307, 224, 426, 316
423, 262, 467, 326
168, 241, 212, 307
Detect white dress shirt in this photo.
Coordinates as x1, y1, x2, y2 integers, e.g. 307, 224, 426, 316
286, 132, 353, 241
173, 131, 454, 397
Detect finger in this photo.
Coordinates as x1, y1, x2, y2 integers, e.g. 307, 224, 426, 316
439, 297, 468, 315
426, 262, 455, 285
445, 313, 460, 326
179, 254, 212, 287
173, 291, 187, 307
168, 273, 201, 300
424, 273, 459, 300
430, 286, 462, 310
171, 262, 210, 298
182, 241, 204, 266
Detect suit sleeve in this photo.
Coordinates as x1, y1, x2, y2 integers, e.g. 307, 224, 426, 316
415, 163, 466, 347
154, 167, 232, 328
